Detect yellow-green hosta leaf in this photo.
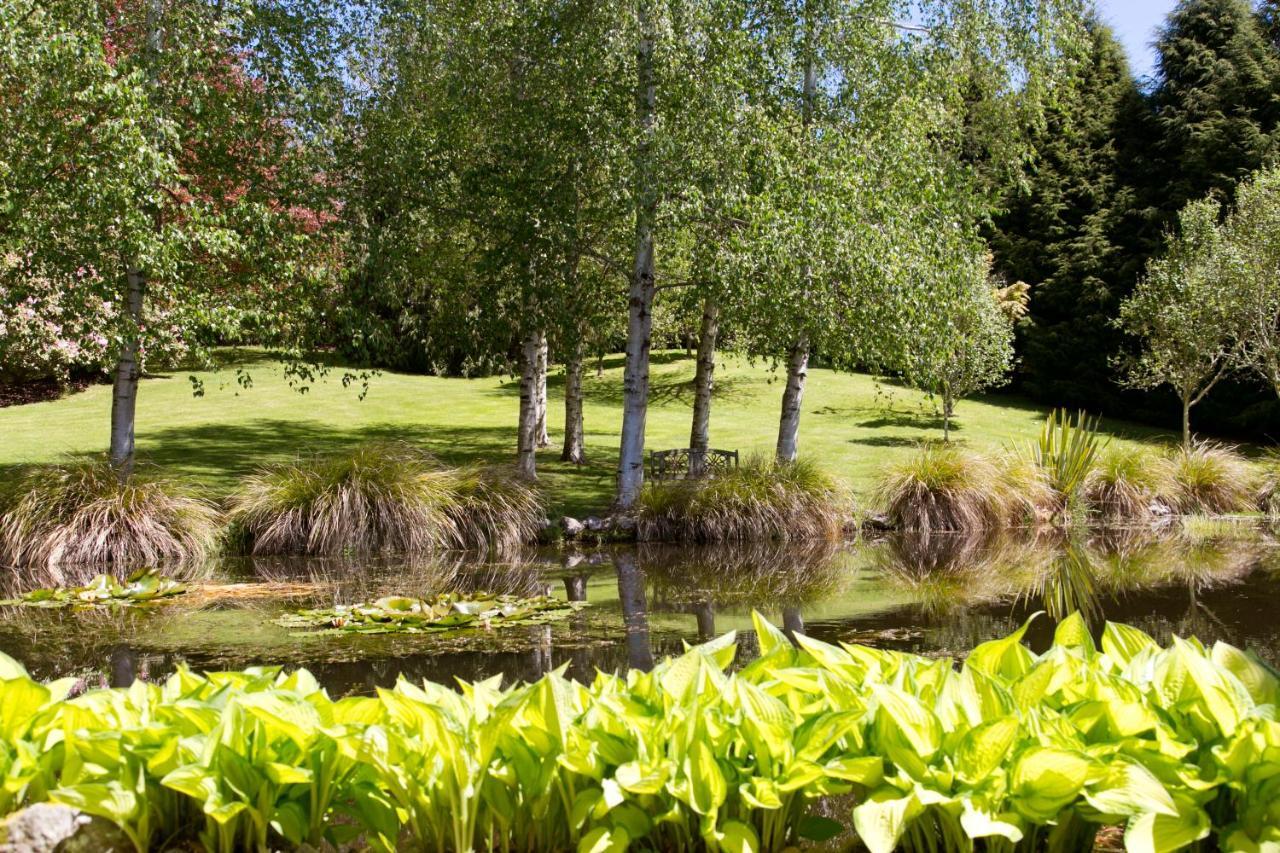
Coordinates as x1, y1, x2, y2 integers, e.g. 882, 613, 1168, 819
823, 756, 884, 787
578, 826, 629, 853
959, 800, 1024, 843
1212, 642, 1279, 708
1010, 747, 1091, 821
1053, 612, 1095, 657
0, 653, 28, 681
615, 760, 668, 795
265, 762, 313, 785
717, 819, 760, 853
1124, 794, 1210, 853
967, 613, 1040, 680
681, 740, 727, 816
872, 684, 942, 762
50, 782, 138, 825
237, 691, 322, 748
1102, 622, 1158, 668
852, 789, 921, 853
751, 611, 792, 658
1084, 758, 1177, 819
740, 777, 783, 809
956, 717, 1020, 786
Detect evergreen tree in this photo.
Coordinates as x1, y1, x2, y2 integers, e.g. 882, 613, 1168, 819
988, 20, 1147, 410
1152, 0, 1280, 215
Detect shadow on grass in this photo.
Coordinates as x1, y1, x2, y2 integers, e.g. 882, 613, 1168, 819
858, 412, 952, 431
847, 436, 927, 448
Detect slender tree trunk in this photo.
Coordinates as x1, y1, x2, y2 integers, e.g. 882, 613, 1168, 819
776, 27, 817, 466
596, 353, 604, 379
109, 268, 146, 481
561, 342, 586, 464
694, 601, 715, 638
616, 2, 658, 510
689, 296, 719, 476
942, 385, 953, 443
1181, 396, 1192, 452
516, 330, 544, 479
535, 337, 550, 448
615, 550, 654, 671
782, 605, 804, 644
776, 335, 809, 463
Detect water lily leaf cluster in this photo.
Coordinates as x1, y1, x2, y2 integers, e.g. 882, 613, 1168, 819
0, 571, 186, 609
276, 592, 581, 635
0, 614, 1278, 850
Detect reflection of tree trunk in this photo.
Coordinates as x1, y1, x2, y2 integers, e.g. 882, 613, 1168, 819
689, 297, 719, 476
109, 645, 137, 688
532, 624, 553, 675
564, 575, 588, 602
615, 551, 654, 671
695, 600, 715, 638
782, 606, 804, 644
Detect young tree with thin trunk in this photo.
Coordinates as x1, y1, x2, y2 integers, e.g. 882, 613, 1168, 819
1223, 166, 1280, 401
1119, 198, 1239, 449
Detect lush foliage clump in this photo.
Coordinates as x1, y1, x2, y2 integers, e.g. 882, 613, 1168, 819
874, 443, 1041, 534
0, 614, 1279, 851
1083, 447, 1176, 523
636, 458, 849, 543
227, 443, 544, 556
1029, 409, 1107, 507
0, 461, 219, 572
0, 570, 184, 608
1168, 442, 1257, 515
1260, 451, 1280, 518
277, 592, 579, 635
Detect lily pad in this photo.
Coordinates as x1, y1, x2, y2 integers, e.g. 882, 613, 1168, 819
277, 591, 584, 635
0, 570, 187, 609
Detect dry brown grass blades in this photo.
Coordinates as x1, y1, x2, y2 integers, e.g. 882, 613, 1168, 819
0, 460, 219, 576
226, 442, 544, 556
636, 457, 851, 543
874, 443, 1045, 535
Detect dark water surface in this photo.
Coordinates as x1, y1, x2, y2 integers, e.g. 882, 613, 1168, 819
1, 525, 1277, 694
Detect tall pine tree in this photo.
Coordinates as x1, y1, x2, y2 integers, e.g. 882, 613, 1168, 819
989, 19, 1148, 410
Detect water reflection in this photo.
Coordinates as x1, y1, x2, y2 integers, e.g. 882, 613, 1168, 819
0, 526, 1274, 692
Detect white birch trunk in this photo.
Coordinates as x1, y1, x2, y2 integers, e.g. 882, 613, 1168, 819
535, 336, 550, 448
516, 330, 544, 479
561, 342, 586, 464
775, 335, 809, 463
616, 1, 658, 510
689, 296, 719, 476
109, 268, 146, 480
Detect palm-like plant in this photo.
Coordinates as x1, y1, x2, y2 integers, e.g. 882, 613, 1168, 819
1030, 409, 1107, 508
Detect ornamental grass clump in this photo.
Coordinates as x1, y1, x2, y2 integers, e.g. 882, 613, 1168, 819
227, 442, 544, 556
1, 613, 1279, 851
0, 460, 219, 573
874, 443, 1038, 534
1258, 450, 1280, 518
1168, 441, 1256, 515
1083, 446, 1176, 523
636, 457, 849, 543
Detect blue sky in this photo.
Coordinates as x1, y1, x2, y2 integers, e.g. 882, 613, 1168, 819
1096, 0, 1179, 80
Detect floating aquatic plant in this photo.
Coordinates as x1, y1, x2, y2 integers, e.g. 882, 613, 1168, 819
0, 570, 186, 608
277, 591, 581, 634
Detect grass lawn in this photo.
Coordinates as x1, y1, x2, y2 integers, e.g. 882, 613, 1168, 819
0, 350, 1178, 518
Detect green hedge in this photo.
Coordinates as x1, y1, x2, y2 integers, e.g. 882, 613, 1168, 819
0, 613, 1277, 851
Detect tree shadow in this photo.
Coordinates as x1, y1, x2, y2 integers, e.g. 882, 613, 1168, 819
847, 436, 926, 448
858, 413, 952, 431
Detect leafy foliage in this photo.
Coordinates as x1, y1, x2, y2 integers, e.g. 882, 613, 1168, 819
1030, 409, 1107, 504
0, 460, 219, 572
636, 457, 850, 543
277, 592, 580, 635
0, 570, 184, 608
1168, 441, 1258, 515
0, 616, 1279, 850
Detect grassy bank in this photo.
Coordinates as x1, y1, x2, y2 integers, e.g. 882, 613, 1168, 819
0, 350, 1173, 518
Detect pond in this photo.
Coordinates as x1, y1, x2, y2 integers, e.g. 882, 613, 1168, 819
0, 523, 1277, 695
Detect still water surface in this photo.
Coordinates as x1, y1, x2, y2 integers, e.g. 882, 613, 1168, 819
1, 525, 1276, 694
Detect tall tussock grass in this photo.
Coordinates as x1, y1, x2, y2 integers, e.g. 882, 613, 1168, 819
1168, 441, 1256, 515
874, 443, 1043, 534
1083, 446, 1175, 523
636, 457, 849, 543
227, 442, 543, 556
1259, 450, 1280, 518
0, 460, 219, 574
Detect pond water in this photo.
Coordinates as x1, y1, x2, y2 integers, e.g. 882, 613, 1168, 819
1, 524, 1277, 694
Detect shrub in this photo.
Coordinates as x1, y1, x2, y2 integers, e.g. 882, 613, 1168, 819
636, 457, 849, 543
1168, 441, 1257, 515
1029, 408, 1106, 505
0, 614, 1276, 851
1083, 446, 1176, 523
874, 443, 1040, 533
0, 460, 219, 575
1258, 450, 1280, 518
227, 442, 544, 556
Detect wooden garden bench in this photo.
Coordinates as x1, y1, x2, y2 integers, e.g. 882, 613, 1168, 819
647, 448, 738, 481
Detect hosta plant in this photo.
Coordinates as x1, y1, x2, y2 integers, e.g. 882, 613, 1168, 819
0, 615, 1276, 851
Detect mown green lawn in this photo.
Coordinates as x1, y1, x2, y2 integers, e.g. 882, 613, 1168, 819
0, 350, 1176, 517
